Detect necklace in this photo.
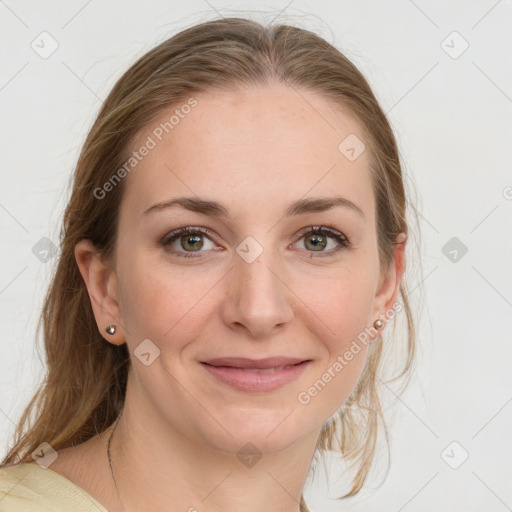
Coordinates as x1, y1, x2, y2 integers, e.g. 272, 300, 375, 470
107, 414, 124, 511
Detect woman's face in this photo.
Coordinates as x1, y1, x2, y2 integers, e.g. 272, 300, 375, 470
91, 83, 403, 454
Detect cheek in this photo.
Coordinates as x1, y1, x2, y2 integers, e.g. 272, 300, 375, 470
117, 256, 216, 347
304, 269, 376, 378
299, 282, 373, 414
304, 267, 376, 333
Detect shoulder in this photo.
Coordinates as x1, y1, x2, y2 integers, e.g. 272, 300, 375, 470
0, 462, 108, 512
0, 462, 55, 511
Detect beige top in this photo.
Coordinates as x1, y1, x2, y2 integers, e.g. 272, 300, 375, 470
0, 462, 107, 511
0, 462, 311, 511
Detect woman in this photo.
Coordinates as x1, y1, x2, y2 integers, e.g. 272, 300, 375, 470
0, 16, 415, 512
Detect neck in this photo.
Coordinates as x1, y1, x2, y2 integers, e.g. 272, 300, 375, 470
107, 385, 319, 512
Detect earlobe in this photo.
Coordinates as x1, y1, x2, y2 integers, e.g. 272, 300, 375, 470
370, 233, 407, 339
74, 239, 125, 345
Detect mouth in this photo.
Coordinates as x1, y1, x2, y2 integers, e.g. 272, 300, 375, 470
207, 363, 303, 373
200, 358, 312, 392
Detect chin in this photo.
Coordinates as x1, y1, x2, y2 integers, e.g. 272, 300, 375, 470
196, 407, 312, 454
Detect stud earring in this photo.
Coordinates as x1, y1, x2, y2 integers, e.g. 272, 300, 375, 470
105, 325, 116, 335
373, 319, 384, 329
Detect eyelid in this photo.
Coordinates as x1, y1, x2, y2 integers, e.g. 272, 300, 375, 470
160, 226, 219, 245
293, 225, 349, 244
290, 225, 351, 257
160, 224, 351, 258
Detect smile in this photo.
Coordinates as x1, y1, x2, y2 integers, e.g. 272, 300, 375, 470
200, 360, 311, 392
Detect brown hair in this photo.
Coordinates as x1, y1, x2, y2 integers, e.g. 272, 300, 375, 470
1, 16, 416, 499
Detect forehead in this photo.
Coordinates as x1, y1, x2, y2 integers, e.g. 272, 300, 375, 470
120, 83, 374, 223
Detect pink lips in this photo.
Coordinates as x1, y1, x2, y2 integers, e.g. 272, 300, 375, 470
201, 357, 311, 392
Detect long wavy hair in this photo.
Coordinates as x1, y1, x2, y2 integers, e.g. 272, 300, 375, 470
1, 16, 417, 499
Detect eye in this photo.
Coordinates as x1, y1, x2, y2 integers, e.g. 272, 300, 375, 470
161, 225, 351, 259
160, 227, 218, 259
291, 225, 351, 257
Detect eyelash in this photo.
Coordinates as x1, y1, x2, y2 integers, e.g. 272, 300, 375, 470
160, 225, 351, 259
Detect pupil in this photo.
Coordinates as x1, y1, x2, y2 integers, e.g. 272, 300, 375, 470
183, 234, 203, 251
307, 234, 326, 250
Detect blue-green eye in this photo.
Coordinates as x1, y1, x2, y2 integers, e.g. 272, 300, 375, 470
161, 226, 217, 258
161, 225, 350, 259
294, 225, 350, 256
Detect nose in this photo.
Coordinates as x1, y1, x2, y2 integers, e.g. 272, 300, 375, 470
219, 248, 294, 339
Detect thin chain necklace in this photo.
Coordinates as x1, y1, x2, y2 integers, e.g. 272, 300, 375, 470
107, 414, 125, 511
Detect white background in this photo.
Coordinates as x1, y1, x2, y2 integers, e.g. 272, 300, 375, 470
1, 1, 511, 511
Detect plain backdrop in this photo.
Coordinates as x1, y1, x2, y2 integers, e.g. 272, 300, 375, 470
1, 1, 511, 511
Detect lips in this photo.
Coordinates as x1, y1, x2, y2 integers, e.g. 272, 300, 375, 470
201, 357, 308, 370
200, 357, 312, 392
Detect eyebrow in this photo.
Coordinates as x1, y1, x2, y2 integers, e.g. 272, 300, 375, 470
142, 195, 365, 219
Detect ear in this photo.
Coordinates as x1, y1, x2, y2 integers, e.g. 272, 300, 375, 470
369, 233, 407, 340
74, 239, 126, 345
